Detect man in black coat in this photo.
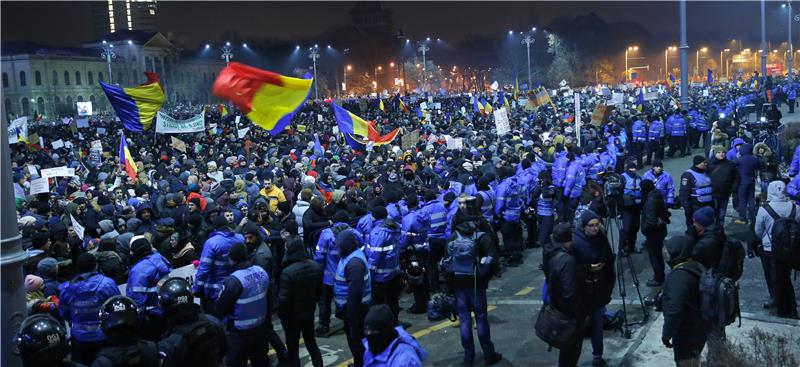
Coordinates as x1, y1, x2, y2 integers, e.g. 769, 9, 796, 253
543, 222, 586, 367
707, 146, 738, 224
279, 238, 323, 367
661, 235, 712, 366
640, 180, 669, 287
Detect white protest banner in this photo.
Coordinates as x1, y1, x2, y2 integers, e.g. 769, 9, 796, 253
41, 166, 75, 179
490, 81, 499, 90
118, 264, 199, 298
51, 139, 65, 149
610, 92, 624, 105
64, 141, 73, 149
644, 92, 659, 101
155, 111, 205, 133
493, 107, 510, 136
70, 214, 85, 240
317, 114, 323, 122
237, 128, 250, 139
8, 117, 28, 144
76, 118, 89, 128
703, 89, 709, 97
91, 140, 102, 150
420, 102, 428, 111
29, 178, 50, 195
454, 138, 463, 150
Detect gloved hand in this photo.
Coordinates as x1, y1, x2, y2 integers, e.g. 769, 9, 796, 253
662, 336, 673, 348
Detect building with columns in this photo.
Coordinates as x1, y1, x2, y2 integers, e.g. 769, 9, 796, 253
2, 30, 224, 120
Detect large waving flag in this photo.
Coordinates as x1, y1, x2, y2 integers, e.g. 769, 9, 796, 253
707, 68, 713, 84
212, 62, 312, 135
101, 72, 165, 132
481, 97, 493, 113
119, 131, 138, 182
343, 133, 367, 152
666, 73, 676, 89
332, 101, 370, 136
378, 98, 385, 112
367, 121, 400, 145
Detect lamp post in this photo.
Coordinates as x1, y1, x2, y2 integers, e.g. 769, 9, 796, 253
679, 0, 689, 107
221, 42, 233, 66
695, 47, 708, 78
343, 64, 352, 97
665, 46, 677, 76
373, 66, 382, 92
720, 49, 730, 79
625, 46, 638, 81
417, 39, 430, 92
100, 41, 116, 84
785, 1, 794, 80
521, 28, 536, 90
309, 45, 320, 100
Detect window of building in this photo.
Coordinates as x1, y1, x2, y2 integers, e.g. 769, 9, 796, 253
98, 72, 104, 83
21, 98, 30, 116
37, 97, 45, 114
77, 96, 84, 102
52, 71, 58, 85
19, 71, 26, 87
2, 72, 8, 88
132, 69, 138, 83
35, 71, 42, 86
88, 72, 94, 85
66, 96, 73, 108
4, 98, 13, 114
75, 71, 82, 85
64, 71, 70, 85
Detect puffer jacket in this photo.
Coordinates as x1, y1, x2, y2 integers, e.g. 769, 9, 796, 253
362, 327, 428, 367
366, 219, 402, 282
662, 256, 710, 343
127, 251, 173, 316
726, 137, 745, 162
789, 144, 800, 177
193, 230, 244, 300
278, 239, 322, 320
755, 181, 800, 252
315, 223, 359, 285
707, 156, 739, 198
640, 190, 668, 237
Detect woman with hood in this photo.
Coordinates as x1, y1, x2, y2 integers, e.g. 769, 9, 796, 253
571, 210, 614, 367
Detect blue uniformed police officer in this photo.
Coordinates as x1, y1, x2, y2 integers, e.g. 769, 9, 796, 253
679, 156, 713, 235
620, 162, 643, 255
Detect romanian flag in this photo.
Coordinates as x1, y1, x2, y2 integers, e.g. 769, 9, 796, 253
217, 104, 229, 117
481, 97, 493, 114
368, 121, 400, 145
343, 133, 367, 152
399, 98, 409, 114
707, 69, 713, 84
212, 62, 312, 136
666, 73, 675, 89
100, 72, 165, 132
378, 98, 385, 112
332, 101, 370, 137
499, 91, 510, 109
513, 67, 519, 99
119, 131, 138, 182
637, 89, 645, 112
473, 97, 485, 115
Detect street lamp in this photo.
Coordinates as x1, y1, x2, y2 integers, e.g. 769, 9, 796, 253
220, 43, 234, 65
695, 47, 708, 77
309, 45, 320, 100
374, 66, 383, 91
785, 0, 794, 80
343, 64, 352, 96
521, 29, 536, 90
417, 40, 430, 92
665, 46, 677, 76
100, 40, 116, 84
721, 48, 730, 79
625, 46, 638, 81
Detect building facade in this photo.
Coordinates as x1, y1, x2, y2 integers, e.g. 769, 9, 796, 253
2, 30, 224, 119
91, 0, 159, 39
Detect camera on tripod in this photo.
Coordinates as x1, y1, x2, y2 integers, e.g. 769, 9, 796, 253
602, 171, 623, 217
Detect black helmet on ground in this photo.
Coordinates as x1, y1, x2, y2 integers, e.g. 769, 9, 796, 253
13, 314, 68, 367
100, 295, 139, 333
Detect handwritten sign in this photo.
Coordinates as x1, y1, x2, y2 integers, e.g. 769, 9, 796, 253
29, 178, 50, 195
494, 107, 510, 136
41, 166, 75, 179
70, 214, 85, 240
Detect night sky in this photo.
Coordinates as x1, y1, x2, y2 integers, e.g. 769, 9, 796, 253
1, 1, 793, 49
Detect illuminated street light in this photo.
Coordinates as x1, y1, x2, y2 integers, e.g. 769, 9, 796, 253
720, 48, 731, 79
522, 30, 536, 90
625, 45, 639, 81
221, 43, 234, 65
100, 41, 116, 84
243, 43, 248, 48
695, 47, 708, 77
665, 46, 678, 75
309, 45, 320, 99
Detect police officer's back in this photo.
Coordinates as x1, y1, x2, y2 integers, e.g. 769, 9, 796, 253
91, 296, 160, 367
158, 278, 228, 367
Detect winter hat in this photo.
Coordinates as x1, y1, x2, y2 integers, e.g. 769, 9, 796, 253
36, 257, 58, 278
242, 222, 262, 238
76, 252, 98, 273
129, 235, 152, 257
98, 219, 115, 234
24, 275, 44, 292
213, 214, 229, 229
579, 209, 601, 228
228, 242, 249, 263
372, 206, 388, 220
281, 219, 299, 235
553, 222, 572, 243
692, 206, 715, 228
712, 145, 726, 154
692, 155, 707, 166
31, 232, 50, 249
364, 304, 394, 334
652, 160, 663, 168
626, 161, 638, 170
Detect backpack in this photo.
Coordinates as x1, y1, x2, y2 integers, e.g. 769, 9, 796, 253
681, 263, 741, 328
444, 232, 482, 276
717, 239, 745, 281
764, 204, 800, 269
427, 293, 457, 322
170, 318, 224, 367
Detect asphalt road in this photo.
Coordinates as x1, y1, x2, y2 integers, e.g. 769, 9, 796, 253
282, 107, 800, 366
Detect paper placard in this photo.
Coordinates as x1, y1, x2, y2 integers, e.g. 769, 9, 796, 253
297, 124, 307, 132
332, 126, 339, 135
171, 136, 187, 153
235, 115, 241, 124
29, 178, 49, 195
51, 139, 64, 149
317, 114, 323, 122
76, 118, 89, 128
493, 107, 510, 136
703, 89, 709, 97
401, 129, 419, 149
70, 214, 85, 240
237, 128, 250, 139
64, 141, 73, 149
41, 166, 75, 179
96, 127, 107, 135
91, 140, 102, 150
27, 165, 38, 176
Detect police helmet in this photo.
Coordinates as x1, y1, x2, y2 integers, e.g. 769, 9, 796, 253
13, 314, 68, 366
405, 255, 425, 287
158, 277, 194, 312
100, 295, 139, 333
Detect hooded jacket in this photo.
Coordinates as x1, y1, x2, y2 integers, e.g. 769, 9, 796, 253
127, 251, 173, 316
691, 222, 725, 269
707, 155, 738, 198
279, 239, 322, 320
292, 199, 310, 236
571, 217, 615, 308
734, 143, 761, 183
193, 230, 244, 299
641, 189, 668, 237
366, 219, 402, 282
726, 137, 744, 162
362, 326, 428, 367
661, 236, 710, 343
755, 181, 800, 252
543, 241, 586, 318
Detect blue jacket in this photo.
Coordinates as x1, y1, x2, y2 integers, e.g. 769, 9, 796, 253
229, 265, 269, 330
127, 252, 172, 316
194, 230, 244, 299
315, 223, 358, 286
735, 144, 761, 183
622, 172, 642, 205
356, 213, 376, 242
366, 219, 402, 282
563, 160, 585, 199
517, 167, 538, 205
667, 114, 686, 136
401, 209, 430, 252
59, 272, 120, 342
444, 200, 459, 240
386, 202, 409, 224
363, 326, 427, 367
476, 190, 495, 223
599, 151, 615, 170
689, 110, 710, 132
642, 169, 675, 205
648, 120, 665, 141
789, 145, 800, 177
422, 200, 448, 240
727, 137, 745, 162
552, 152, 569, 187
536, 184, 556, 217
495, 176, 524, 221
631, 120, 647, 143
787, 174, 800, 205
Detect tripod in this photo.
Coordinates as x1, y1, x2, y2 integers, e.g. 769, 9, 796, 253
604, 200, 649, 339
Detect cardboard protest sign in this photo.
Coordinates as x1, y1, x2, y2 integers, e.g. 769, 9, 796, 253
401, 129, 419, 149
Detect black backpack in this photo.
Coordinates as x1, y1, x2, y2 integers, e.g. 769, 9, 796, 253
680, 263, 741, 328
717, 239, 745, 281
167, 318, 224, 367
764, 204, 800, 269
